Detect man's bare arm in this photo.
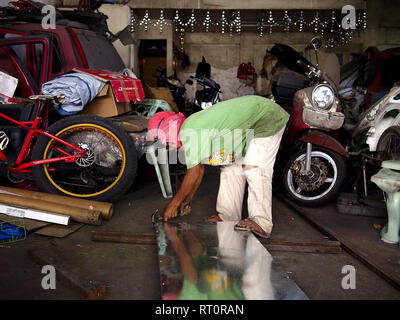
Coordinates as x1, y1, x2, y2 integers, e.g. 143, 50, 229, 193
163, 164, 205, 221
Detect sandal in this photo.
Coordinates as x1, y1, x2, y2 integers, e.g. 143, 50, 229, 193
234, 218, 271, 239
203, 214, 223, 223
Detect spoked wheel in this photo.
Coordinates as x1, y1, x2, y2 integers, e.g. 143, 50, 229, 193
283, 148, 346, 207
31, 115, 137, 202
376, 126, 400, 160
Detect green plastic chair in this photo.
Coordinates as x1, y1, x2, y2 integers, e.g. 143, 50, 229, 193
130, 99, 172, 119
145, 144, 173, 199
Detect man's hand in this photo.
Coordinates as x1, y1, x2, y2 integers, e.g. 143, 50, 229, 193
163, 200, 180, 221
179, 200, 192, 216
162, 164, 204, 222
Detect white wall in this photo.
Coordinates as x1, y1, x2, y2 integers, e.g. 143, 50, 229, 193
175, 31, 364, 100
99, 4, 132, 68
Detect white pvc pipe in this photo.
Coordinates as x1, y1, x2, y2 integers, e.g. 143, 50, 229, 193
0, 203, 70, 225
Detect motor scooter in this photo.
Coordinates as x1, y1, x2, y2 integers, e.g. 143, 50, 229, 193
186, 75, 221, 111
340, 83, 400, 197
351, 84, 400, 156
271, 37, 348, 207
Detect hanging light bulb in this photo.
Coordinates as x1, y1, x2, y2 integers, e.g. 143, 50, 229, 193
220, 10, 227, 34
203, 10, 212, 32
229, 11, 234, 36
154, 9, 167, 34
297, 10, 304, 32
185, 9, 196, 32
139, 9, 151, 32
267, 10, 275, 34
234, 10, 241, 34
173, 10, 182, 32
282, 10, 291, 33
330, 10, 336, 33
363, 9, 367, 31
310, 11, 321, 34
259, 17, 264, 37
129, 7, 136, 33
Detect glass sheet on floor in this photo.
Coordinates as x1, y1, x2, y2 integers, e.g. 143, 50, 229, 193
155, 221, 308, 300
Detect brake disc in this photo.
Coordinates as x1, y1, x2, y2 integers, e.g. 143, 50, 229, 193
293, 158, 328, 191
68, 132, 122, 171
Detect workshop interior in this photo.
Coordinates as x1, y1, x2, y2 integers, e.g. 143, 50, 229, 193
0, 0, 399, 304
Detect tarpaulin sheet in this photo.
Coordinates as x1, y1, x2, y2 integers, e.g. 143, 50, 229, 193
41, 73, 105, 115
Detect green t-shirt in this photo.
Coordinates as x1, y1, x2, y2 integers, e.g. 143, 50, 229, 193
179, 95, 289, 169
177, 256, 244, 300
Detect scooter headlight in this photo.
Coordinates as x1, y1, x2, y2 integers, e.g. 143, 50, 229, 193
311, 84, 335, 110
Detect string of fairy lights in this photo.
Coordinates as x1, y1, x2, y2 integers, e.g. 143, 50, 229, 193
129, 8, 367, 48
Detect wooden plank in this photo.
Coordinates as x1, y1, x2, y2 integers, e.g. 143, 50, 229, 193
91, 230, 157, 245
262, 239, 341, 247
264, 244, 342, 254
28, 247, 106, 300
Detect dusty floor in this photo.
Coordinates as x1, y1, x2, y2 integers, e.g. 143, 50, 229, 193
0, 164, 399, 300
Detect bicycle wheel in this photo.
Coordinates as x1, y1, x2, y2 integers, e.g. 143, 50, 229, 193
31, 115, 137, 202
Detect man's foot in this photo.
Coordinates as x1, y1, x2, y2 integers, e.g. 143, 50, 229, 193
203, 214, 223, 223
234, 218, 271, 239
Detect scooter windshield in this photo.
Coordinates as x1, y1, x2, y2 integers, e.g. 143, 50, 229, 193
270, 43, 315, 76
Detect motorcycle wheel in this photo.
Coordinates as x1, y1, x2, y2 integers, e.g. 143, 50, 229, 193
31, 115, 137, 202
376, 126, 400, 159
283, 147, 346, 207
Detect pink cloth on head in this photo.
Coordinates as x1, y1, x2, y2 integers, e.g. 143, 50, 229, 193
147, 111, 186, 147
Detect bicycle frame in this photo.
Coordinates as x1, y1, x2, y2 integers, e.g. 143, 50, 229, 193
0, 101, 86, 175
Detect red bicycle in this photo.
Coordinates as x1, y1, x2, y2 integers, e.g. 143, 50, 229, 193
0, 95, 137, 201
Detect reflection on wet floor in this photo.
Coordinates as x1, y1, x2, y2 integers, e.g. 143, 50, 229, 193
155, 221, 308, 300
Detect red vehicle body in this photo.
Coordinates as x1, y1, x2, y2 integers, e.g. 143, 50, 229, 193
0, 10, 140, 201
0, 13, 125, 97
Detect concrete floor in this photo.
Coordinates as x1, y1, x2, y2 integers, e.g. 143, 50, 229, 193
0, 163, 399, 300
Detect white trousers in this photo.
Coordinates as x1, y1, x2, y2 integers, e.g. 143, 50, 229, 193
216, 127, 285, 233
217, 222, 275, 300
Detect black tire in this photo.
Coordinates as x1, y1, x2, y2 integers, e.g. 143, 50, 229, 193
31, 115, 137, 202
283, 147, 346, 207
376, 126, 400, 159
358, 46, 380, 88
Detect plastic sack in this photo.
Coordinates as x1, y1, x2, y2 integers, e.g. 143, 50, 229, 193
41, 73, 105, 115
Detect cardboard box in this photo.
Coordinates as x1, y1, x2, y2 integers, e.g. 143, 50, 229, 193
143, 83, 179, 113
80, 83, 132, 118
74, 68, 145, 118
